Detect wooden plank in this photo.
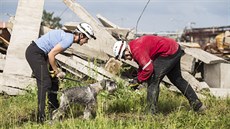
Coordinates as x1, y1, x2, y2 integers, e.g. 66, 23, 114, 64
56, 54, 128, 84
3, 0, 44, 76
184, 48, 228, 64
71, 56, 127, 83
68, 44, 110, 62
56, 54, 106, 81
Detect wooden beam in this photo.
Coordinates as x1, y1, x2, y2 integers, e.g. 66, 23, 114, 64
56, 54, 108, 81
56, 54, 128, 84
68, 44, 110, 62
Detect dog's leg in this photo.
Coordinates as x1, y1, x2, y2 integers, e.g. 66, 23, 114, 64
52, 94, 69, 120
83, 105, 92, 119
83, 102, 96, 119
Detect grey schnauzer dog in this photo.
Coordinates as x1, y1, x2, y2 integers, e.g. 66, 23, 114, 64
52, 79, 117, 120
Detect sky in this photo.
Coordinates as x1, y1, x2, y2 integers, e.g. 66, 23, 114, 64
0, 0, 229, 33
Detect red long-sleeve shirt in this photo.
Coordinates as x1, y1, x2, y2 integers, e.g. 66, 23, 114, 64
128, 35, 179, 82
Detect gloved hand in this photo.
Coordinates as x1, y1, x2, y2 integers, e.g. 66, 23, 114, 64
56, 71, 66, 79
128, 77, 140, 90
55, 68, 66, 79
49, 68, 66, 79
49, 70, 56, 78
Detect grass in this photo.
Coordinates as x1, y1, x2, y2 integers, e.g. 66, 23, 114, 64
0, 78, 230, 129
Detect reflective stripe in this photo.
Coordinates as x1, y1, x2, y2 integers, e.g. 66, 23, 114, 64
115, 41, 124, 59
142, 60, 152, 70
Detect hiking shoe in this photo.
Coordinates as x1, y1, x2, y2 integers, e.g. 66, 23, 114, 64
190, 99, 206, 112
196, 104, 207, 112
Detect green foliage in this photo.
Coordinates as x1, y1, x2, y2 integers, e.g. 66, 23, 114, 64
42, 10, 62, 29
0, 80, 230, 129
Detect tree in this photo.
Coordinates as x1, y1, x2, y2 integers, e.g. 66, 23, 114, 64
41, 10, 62, 29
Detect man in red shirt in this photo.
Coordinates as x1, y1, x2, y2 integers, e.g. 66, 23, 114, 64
113, 35, 205, 114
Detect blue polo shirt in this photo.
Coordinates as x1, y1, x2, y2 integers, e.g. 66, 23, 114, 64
35, 30, 74, 54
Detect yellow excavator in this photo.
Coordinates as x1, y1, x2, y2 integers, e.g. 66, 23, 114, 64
215, 31, 230, 51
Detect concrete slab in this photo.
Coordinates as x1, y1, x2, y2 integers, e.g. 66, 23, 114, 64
3, 0, 44, 76
204, 63, 230, 88
0, 73, 36, 95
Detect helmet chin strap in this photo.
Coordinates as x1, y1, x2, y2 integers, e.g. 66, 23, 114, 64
76, 33, 81, 44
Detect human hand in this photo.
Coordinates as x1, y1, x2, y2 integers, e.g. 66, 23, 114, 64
56, 71, 66, 79
128, 78, 140, 89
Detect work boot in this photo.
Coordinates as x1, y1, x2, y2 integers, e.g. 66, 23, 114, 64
37, 114, 45, 124
190, 99, 206, 112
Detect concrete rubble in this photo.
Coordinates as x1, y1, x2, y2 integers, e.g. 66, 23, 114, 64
0, 0, 230, 98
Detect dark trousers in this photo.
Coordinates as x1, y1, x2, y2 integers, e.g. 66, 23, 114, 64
25, 42, 59, 122
147, 46, 199, 114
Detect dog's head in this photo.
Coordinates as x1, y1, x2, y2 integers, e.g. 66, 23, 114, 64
100, 79, 117, 93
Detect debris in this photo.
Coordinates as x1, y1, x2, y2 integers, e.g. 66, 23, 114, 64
0, 0, 229, 99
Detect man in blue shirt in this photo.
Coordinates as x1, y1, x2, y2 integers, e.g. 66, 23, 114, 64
25, 22, 96, 124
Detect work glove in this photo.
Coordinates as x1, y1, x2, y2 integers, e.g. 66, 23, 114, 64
49, 70, 56, 78
55, 68, 66, 79
49, 68, 66, 79
56, 71, 66, 79
128, 77, 141, 90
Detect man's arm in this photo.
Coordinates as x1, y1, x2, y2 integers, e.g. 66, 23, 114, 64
133, 50, 153, 83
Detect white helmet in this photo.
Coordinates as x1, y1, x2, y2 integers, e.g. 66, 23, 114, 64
113, 41, 127, 59
76, 22, 96, 40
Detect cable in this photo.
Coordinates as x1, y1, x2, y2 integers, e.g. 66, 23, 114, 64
135, 0, 151, 35
59, 7, 69, 18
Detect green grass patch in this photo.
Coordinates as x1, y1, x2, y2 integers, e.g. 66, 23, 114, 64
0, 79, 230, 129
